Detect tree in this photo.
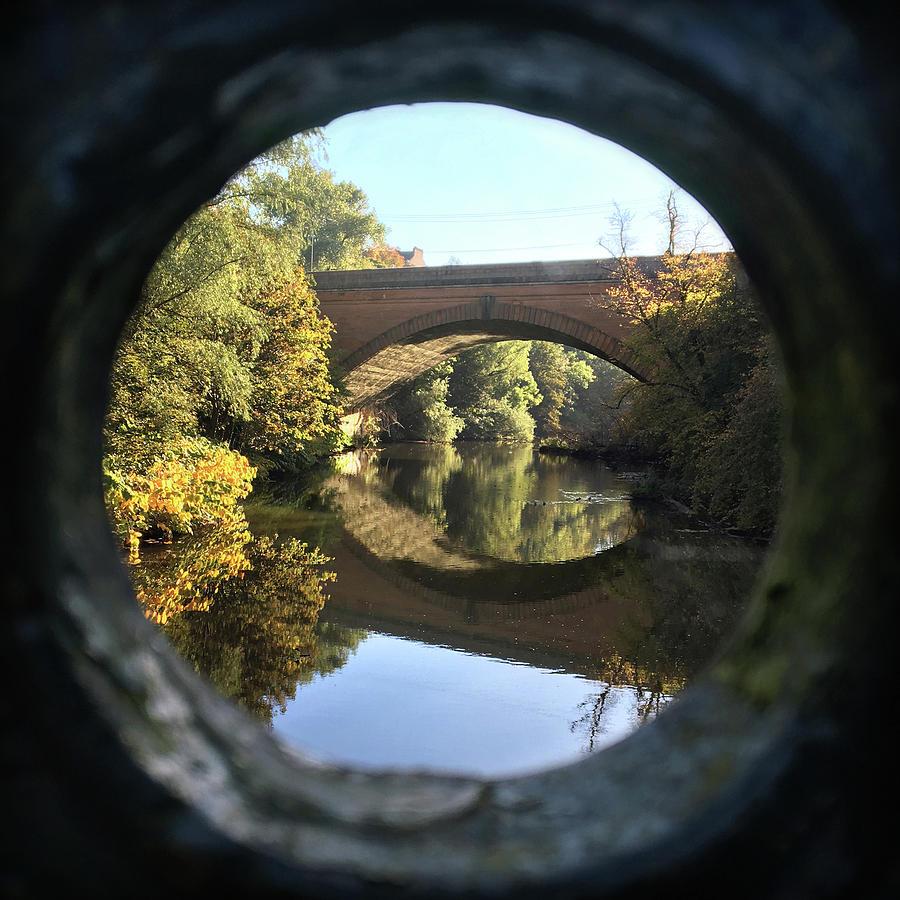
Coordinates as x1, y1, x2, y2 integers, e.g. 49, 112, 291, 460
389, 362, 465, 443
247, 134, 388, 271
555, 354, 632, 445
448, 342, 542, 442
529, 342, 595, 437
104, 436, 257, 624
692, 342, 784, 532
363, 242, 406, 268
598, 196, 783, 533
238, 273, 342, 460
104, 129, 388, 560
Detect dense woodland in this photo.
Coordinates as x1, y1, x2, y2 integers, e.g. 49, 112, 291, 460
104, 131, 784, 627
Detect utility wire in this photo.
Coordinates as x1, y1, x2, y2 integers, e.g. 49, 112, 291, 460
424, 242, 602, 253
380, 197, 665, 223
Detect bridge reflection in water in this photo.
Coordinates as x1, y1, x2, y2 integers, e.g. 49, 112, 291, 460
252, 445, 765, 774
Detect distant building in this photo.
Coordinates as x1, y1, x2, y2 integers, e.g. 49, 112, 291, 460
399, 247, 426, 267
362, 244, 426, 268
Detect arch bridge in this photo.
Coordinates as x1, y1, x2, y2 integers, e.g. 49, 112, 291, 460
312, 258, 651, 407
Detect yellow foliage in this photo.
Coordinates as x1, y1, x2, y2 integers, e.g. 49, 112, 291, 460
107, 437, 255, 548
104, 437, 258, 624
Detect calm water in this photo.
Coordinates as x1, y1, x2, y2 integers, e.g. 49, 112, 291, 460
157, 443, 767, 778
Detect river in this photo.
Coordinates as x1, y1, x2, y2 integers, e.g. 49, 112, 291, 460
152, 442, 768, 778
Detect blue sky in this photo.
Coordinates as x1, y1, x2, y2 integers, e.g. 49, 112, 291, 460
318, 103, 730, 267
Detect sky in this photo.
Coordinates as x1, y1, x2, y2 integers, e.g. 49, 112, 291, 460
318, 102, 731, 267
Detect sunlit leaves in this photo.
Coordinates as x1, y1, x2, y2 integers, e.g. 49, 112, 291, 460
448, 342, 542, 442
363, 242, 406, 268
160, 533, 351, 724
106, 437, 256, 541
104, 437, 256, 623
246, 133, 388, 271
103, 130, 387, 606
529, 342, 596, 437
607, 248, 783, 533
242, 273, 343, 457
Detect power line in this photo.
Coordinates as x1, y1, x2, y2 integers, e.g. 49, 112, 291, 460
424, 241, 601, 253
380, 197, 665, 223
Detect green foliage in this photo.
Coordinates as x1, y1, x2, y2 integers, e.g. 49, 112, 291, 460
529, 342, 596, 436
388, 342, 543, 444
555, 355, 632, 446
248, 133, 388, 271
608, 250, 783, 533
106, 132, 371, 465
390, 362, 464, 443
449, 342, 542, 442
691, 343, 784, 532
239, 274, 343, 457
387, 341, 623, 446
104, 130, 390, 559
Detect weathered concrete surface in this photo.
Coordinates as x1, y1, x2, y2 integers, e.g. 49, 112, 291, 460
314, 259, 645, 405
2, 2, 899, 898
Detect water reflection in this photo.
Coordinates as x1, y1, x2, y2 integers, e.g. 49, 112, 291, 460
129, 443, 766, 773
151, 535, 365, 724
332, 444, 640, 564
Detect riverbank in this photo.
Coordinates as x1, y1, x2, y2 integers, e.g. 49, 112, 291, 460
538, 437, 774, 542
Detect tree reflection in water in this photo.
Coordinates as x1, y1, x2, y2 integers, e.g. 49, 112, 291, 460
137, 532, 364, 725
377, 443, 639, 563
569, 655, 683, 753
126, 444, 766, 771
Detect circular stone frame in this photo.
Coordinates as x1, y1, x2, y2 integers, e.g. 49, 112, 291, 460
2, 3, 898, 897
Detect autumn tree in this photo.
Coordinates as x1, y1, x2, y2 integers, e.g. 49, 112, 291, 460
599, 195, 784, 533
363, 242, 406, 268
104, 129, 388, 559
161, 535, 368, 724
236, 273, 343, 462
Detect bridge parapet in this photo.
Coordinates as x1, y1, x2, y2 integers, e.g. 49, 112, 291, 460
311, 256, 668, 292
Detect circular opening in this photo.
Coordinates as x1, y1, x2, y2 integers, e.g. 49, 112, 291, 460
106, 101, 779, 780
10, 7, 896, 896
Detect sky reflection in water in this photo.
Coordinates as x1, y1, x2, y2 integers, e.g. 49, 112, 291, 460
276, 632, 659, 777
157, 444, 765, 777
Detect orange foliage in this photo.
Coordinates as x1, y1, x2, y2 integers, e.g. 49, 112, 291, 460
364, 242, 405, 268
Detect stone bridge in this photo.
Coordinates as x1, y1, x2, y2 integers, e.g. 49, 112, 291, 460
312, 258, 651, 407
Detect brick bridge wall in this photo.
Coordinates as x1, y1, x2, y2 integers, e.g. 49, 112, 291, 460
312, 259, 652, 402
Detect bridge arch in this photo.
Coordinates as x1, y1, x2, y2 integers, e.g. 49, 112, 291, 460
312, 258, 650, 406
338, 295, 645, 407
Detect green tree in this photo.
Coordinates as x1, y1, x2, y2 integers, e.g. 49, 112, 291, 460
556, 355, 632, 445
104, 129, 388, 561
247, 134, 388, 271
691, 341, 784, 532
448, 342, 542, 442
390, 362, 464, 443
529, 342, 596, 437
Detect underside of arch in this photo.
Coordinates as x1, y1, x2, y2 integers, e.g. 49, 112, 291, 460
338, 299, 645, 408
